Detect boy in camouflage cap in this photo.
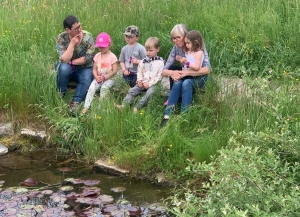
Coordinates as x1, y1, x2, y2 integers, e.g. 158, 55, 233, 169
119, 25, 146, 87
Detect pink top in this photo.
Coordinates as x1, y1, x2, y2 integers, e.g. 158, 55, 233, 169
93, 51, 118, 76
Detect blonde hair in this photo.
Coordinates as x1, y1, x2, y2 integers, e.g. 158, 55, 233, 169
145, 37, 160, 49
170, 24, 189, 37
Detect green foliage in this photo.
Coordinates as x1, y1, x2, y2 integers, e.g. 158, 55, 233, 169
169, 142, 300, 216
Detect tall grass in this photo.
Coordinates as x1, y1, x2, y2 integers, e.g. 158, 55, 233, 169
1, 0, 300, 178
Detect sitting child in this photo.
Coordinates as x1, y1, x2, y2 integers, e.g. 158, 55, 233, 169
82, 32, 118, 114
115, 37, 164, 113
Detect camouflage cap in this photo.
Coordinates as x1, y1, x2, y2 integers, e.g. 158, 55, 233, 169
124, 25, 140, 37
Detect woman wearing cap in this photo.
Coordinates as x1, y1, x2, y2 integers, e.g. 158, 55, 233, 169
81, 32, 118, 114
160, 24, 212, 127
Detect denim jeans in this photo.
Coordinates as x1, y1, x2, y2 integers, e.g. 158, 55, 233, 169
123, 74, 137, 87
164, 75, 207, 116
56, 62, 93, 103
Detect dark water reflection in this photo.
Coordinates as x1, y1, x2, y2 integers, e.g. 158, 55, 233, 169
0, 149, 170, 205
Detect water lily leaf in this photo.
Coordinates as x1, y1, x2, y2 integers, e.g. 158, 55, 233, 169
127, 206, 142, 216
99, 195, 114, 204
83, 179, 100, 186
66, 192, 80, 199
65, 178, 84, 184
59, 185, 74, 192
5, 201, 18, 208
1, 190, 13, 195
40, 189, 53, 195
81, 190, 99, 198
21, 178, 38, 187
0, 180, 5, 184
45, 207, 61, 214
110, 210, 125, 216
111, 186, 126, 193
50, 193, 67, 203
3, 207, 17, 215
57, 167, 72, 172
102, 204, 118, 213
19, 204, 34, 209
7, 187, 28, 194
28, 191, 40, 198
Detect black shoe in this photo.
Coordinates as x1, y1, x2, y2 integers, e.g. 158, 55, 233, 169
160, 118, 169, 128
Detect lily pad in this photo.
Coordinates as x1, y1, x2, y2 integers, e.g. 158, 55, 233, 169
81, 188, 100, 197
99, 195, 114, 204
7, 187, 28, 194
21, 178, 38, 187
127, 206, 142, 216
57, 167, 72, 172
83, 179, 100, 186
59, 185, 74, 192
40, 189, 53, 195
64, 178, 84, 184
110, 186, 126, 193
102, 204, 118, 213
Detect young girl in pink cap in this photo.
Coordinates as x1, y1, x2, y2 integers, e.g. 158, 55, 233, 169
82, 32, 118, 115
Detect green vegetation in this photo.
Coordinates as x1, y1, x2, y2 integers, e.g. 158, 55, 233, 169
1, 0, 300, 215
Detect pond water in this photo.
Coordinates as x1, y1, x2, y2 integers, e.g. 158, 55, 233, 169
0, 150, 172, 216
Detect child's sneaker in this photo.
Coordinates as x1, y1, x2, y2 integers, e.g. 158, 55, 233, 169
81, 108, 88, 116
114, 103, 124, 111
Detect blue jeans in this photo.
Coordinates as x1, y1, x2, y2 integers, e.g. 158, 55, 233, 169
56, 62, 93, 103
164, 75, 207, 116
123, 74, 137, 87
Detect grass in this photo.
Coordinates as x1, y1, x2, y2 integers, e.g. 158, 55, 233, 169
1, 0, 300, 181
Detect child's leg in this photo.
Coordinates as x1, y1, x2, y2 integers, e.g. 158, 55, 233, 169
83, 80, 101, 109
122, 85, 143, 105
99, 80, 115, 99
135, 86, 155, 109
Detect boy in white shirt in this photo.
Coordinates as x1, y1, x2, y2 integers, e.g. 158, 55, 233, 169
115, 37, 164, 113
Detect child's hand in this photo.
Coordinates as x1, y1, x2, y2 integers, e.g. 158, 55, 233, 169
137, 80, 143, 88
143, 82, 149, 89
123, 69, 130, 76
95, 75, 102, 83
175, 55, 182, 62
180, 57, 187, 65
131, 57, 138, 64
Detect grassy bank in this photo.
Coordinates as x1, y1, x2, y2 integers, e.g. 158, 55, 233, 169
1, 0, 300, 215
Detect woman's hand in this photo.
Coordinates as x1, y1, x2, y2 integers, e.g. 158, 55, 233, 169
179, 70, 189, 78
171, 70, 181, 82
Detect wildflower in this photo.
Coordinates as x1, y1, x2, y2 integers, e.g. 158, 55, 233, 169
295, 118, 298, 121
97, 116, 101, 119
167, 149, 170, 151
286, 118, 290, 121
107, 160, 111, 164
281, 127, 284, 131
32, 6, 35, 10
296, 78, 299, 82
283, 70, 287, 75
111, 156, 115, 160
170, 144, 172, 147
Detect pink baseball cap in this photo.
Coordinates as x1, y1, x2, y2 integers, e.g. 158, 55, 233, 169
95, 32, 111, 48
